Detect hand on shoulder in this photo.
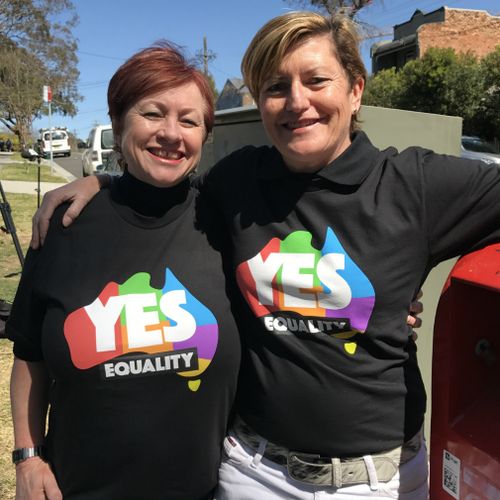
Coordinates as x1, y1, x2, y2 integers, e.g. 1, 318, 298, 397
31, 175, 111, 249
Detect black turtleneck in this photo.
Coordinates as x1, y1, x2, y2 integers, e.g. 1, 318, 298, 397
8, 165, 241, 499
110, 168, 193, 226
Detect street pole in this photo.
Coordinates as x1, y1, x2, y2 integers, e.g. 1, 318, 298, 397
203, 36, 208, 76
37, 158, 41, 208
44, 85, 54, 175
49, 100, 54, 175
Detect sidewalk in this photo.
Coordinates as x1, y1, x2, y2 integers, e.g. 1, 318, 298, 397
1, 158, 75, 195
1, 179, 67, 195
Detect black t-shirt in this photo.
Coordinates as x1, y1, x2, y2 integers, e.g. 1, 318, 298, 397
203, 131, 500, 458
8, 171, 241, 499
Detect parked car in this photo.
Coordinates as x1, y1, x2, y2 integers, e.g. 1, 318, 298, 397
39, 128, 71, 158
97, 151, 123, 176
82, 124, 114, 176
461, 136, 500, 166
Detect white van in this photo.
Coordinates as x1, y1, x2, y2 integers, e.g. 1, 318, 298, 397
82, 124, 114, 176
39, 128, 71, 158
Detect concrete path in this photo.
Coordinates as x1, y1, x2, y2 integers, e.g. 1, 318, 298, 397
0, 157, 75, 195
1, 179, 67, 195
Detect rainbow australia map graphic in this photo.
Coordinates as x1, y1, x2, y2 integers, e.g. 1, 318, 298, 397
236, 228, 375, 355
64, 270, 218, 391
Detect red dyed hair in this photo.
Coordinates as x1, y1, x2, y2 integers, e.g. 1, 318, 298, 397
108, 41, 214, 145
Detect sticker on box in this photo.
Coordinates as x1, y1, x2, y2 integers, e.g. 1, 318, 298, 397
443, 450, 460, 499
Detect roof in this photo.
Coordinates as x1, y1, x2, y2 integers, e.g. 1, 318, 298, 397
229, 78, 245, 89
371, 34, 417, 57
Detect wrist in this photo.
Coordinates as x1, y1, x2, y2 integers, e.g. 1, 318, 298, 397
12, 446, 46, 465
15, 456, 46, 471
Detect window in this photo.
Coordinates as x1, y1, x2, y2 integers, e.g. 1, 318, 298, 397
44, 131, 67, 141
462, 137, 498, 154
101, 129, 114, 149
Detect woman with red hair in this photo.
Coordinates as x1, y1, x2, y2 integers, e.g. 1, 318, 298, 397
8, 42, 240, 500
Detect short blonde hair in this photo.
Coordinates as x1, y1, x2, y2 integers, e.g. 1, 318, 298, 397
241, 11, 367, 130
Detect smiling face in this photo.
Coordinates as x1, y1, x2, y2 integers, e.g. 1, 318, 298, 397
258, 35, 364, 173
118, 82, 206, 188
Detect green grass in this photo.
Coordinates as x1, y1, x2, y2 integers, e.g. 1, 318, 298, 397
0, 162, 67, 183
0, 340, 15, 500
0, 162, 67, 499
0, 191, 38, 500
0, 161, 67, 303
0, 193, 34, 302
0, 191, 31, 500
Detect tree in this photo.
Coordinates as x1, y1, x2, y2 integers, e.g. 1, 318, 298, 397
363, 47, 498, 140
393, 49, 481, 122
204, 73, 219, 101
0, 46, 45, 144
397, 49, 484, 135
284, 0, 373, 17
473, 46, 500, 142
0, 0, 81, 145
283, 1, 388, 40
362, 67, 402, 109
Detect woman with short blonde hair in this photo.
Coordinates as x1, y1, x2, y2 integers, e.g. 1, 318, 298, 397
242, 11, 367, 132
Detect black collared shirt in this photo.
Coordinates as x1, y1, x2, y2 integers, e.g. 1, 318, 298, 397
204, 131, 500, 456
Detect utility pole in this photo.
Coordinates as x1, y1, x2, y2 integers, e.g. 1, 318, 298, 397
194, 38, 218, 99
196, 36, 216, 76
203, 36, 208, 76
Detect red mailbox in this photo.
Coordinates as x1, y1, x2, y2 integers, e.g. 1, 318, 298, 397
430, 243, 500, 499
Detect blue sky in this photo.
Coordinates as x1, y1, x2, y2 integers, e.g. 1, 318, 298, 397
33, 0, 499, 140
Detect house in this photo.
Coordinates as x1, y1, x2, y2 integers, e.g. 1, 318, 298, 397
371, 7, 500, 74
216, 78, 254, 110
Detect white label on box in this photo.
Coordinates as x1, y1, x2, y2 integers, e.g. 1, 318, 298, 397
443, 449, 460, 499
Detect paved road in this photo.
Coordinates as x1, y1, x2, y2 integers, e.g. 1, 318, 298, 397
55, 150, 84, 179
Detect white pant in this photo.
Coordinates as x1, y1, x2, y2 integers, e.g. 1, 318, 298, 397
215, 432, 429, 499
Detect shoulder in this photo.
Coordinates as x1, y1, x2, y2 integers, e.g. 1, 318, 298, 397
394, 146, 496, 178
381, 145, 500, 202
379, 145, 461, 177
45, 190, 110, 241
385, 143, 479, 170
384, 145, 431, 166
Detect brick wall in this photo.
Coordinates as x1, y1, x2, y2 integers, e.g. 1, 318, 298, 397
418, 8, 500, 59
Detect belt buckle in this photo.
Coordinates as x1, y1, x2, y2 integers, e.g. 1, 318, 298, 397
287, 451, 342, 488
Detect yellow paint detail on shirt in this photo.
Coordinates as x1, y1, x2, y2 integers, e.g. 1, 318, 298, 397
344, 342, 357, 355
188, 379, 201, 392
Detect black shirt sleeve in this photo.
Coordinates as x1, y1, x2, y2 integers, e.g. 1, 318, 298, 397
422, 152, 500, 265
7, 246, 46, 361
6, 206, 69, 361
